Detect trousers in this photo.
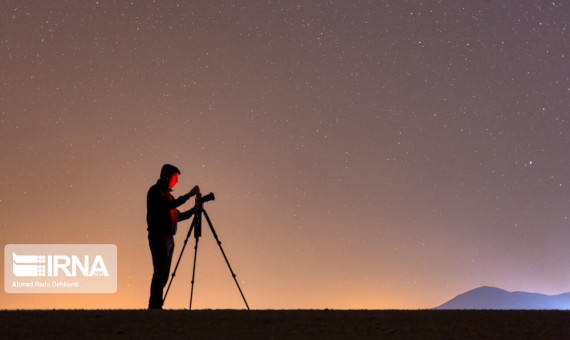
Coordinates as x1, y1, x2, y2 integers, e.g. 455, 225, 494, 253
148, 234, 174, 309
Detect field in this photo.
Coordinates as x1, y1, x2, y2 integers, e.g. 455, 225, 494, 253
1, 310, 569, 339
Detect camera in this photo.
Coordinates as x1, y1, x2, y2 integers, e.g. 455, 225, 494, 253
196, 192, 215, 204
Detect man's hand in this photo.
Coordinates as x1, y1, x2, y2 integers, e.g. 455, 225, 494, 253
188, 185, 200, 197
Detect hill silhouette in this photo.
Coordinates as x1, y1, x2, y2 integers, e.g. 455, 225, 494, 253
435, 286, 570, 310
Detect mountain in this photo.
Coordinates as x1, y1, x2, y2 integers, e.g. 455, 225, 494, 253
435, 286, 570, 310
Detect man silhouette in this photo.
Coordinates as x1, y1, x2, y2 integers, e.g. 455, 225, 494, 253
146, 164, 200, 309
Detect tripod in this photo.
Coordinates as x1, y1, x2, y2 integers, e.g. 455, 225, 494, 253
163, 194, 250, 310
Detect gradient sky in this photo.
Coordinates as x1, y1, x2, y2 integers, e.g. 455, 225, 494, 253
1, 0, 569, 310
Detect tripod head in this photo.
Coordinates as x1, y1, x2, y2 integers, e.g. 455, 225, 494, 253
193, 192, 215, 239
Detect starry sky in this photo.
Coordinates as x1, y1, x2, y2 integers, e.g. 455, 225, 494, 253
1, 0, 569, 310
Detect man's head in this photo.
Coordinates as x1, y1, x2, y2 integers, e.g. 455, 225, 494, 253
160, 164, 181, 189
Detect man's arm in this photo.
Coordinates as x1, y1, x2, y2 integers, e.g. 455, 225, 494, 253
168, 185, 200, 210
169, 193, 191, 209
148, 186, 189, 211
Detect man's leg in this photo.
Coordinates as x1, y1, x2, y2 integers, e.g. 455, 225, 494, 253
148, 235, 174, 309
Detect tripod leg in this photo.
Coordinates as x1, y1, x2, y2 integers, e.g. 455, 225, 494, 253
163, 216, 195, 305
189, 236, 200, 310
202, 209, 250, 310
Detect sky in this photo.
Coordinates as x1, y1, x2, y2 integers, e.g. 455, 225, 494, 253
1, 0, 569, 310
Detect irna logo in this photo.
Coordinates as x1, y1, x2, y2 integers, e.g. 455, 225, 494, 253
5, 244, 117, 293
12, 253, 109, 277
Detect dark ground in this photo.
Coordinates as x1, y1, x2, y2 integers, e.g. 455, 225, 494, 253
1, 310, 569, 339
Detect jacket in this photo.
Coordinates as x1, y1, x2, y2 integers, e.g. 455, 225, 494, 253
146, 179, 193, 237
